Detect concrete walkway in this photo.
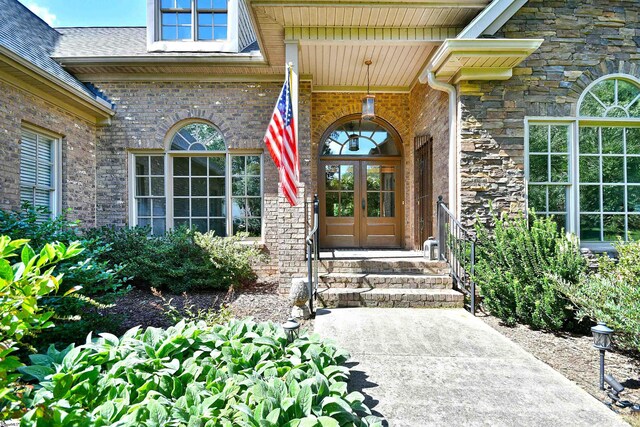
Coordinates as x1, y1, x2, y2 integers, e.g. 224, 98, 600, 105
314, 308, 628, 427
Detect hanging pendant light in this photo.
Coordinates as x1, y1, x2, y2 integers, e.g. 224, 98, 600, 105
362, 59, 375, 121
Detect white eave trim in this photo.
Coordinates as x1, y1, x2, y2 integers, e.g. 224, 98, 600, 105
0, 45, 114, 118
52, 52, 266, 66
456, 0, 527, 39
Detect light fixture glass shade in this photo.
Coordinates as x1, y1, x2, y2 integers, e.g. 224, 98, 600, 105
283, 317, 300, 343
362, 94, 375, 121
348, 134, 360, 151
591, 322, 614, 350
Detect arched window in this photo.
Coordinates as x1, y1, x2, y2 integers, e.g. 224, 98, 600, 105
131, 121, 263, 238
526, 74, 640, 247
320, 117, 401, 157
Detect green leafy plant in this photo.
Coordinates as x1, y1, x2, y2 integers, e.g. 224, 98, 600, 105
21, 320, 382, 427
474, 211, 586, 329
0, 206, 130, 349
552, 239, 640, 352
0, 236, 83, 416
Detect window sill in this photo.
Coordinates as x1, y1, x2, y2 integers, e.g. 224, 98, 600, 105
237, 239, 266, 249
580, 242, 616, 255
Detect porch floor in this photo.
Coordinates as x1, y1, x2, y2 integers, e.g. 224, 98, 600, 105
318, 249, 424, 260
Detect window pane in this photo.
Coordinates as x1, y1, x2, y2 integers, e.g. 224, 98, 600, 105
213, 26, 227, 39
232, 198, 246, 217
602, 157, 624, 183
579, 185, 600, 212
209, 178, 225, 196
210, 218, 226, 237
192, 198, 207, 216
152, 198, 166, 216
162, 0, 174, 8
214, 13, 227, 25
199, 26, 213, 40
136, 156, 150, 175
382, 193, 395, 217
579, 127, 599, 154
174, 218, 189, 228
628, 158, 640, 183
629, 215, 640, 240
529, 155, 548, 182
192, 219, 208, 232
213, 0, 226, 8
628, 186, 640, 213
174, 157, 189, 175
152, 219, 166, 236
174, 198, 190, 217
603, 186, 625, 212
580, 214, 601, 241
151, 156, 164, 175
209, 198, 225, 217
592, 80, 616, 106
367, 192, 380, 217
178, 26, 191, 39
246, 156, 261, 176
137, 198, 151, 216
247, 218, 261, 237
191, 178, 207, 196
162, 12, 177, 25
162, 26, 177, 40
233, 218, 246, 235
580, 93, 606, 117
247, 177, 261, 196
174, 177, 189, 196
177, 0, 191, 8
178, 13, 191, 24
550, 126, 568, 152
232, 177, 245, 196
618, 80, 640, 107
528, 125, 547, 152
247, 198, 262, 217
326, 192, 338, 217
326, 165, 339, 190
232, 156, 245, 175
136, 177, 149, 196
603, 215, 625, 241
548, 186, 566, 212
209, 157, 225, 176
197, 0, 212, 8
528, 185, 546, 212
579, 156, 600, 183
627, 128, 640, 154
341, 192, 354, 217
199, 12, 213, 25
191, 157, 207, 176
340, 165, 354, 190
550, 155, 568, 182
151, 177, 165, 196
602, 127, 624, 154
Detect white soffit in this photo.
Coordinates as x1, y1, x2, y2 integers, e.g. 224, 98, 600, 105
429, 38, 543, 83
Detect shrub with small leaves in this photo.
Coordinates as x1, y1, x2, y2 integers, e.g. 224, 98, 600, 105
21, 320, 382, 427
474, 211, 586, 330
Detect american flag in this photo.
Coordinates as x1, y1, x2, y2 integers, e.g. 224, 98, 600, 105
264, 65, 299, 206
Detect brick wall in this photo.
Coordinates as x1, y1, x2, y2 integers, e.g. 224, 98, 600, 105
458, 0, 640, 227
310, 92, 415, 247
409, 82, 450, 240
91, 80, 312, 289
0, 79, 97, 225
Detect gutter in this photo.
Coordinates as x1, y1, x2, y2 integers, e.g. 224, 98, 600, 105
0, 45, 114, 118
53, 52, 266, 66
424, 69, 458, 216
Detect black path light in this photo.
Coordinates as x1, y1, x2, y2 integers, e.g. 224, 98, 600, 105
282, 317, 300, 344
591, 322, 614, 390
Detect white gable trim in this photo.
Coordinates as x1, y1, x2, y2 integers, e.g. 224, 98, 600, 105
457, 0, 527, 39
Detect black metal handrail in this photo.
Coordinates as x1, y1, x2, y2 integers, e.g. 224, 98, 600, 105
436, 196, 477, 315
306, 194, 320, 318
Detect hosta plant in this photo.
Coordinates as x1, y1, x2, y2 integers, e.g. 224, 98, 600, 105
21, 320, 383, 427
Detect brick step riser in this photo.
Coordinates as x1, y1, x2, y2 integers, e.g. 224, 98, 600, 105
319, 278, 452, 290
319, 266, 450, 275
317, 294, 463, 309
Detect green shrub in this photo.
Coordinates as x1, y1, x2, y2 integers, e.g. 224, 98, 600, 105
0, 206, 129, 349
474, 212, 586, 329
20, 320, 382, 427
0, 236, 83, 416
88, 226, 263, 293
553, 239, 640, 352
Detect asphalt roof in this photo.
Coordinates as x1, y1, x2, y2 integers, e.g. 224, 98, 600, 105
0, 0, 100, 100
53, 27, 261, 58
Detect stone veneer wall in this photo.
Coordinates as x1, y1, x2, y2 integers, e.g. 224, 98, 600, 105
0, 80, 97, 225
310, 92, 415, 247
92, 80, 312, 289
458, 0, 640, 227
409, 82, 450, 241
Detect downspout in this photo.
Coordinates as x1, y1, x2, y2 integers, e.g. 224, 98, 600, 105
425, 69, 458, 216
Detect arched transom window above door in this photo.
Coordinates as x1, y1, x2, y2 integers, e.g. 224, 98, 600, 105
321, 117, 401, 157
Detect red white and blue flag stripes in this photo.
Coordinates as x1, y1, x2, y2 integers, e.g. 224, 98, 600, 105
264, 64, 299, 206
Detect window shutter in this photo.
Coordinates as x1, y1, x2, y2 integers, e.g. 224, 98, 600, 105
20, 130, 38, 186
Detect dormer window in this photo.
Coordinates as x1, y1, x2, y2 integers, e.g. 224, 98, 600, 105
160, 0, 228, 41
148, 0, 241, 52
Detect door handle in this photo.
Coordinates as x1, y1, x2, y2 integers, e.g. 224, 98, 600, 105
362, 198, 365, 210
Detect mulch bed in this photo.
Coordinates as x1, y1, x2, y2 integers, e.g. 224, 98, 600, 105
99, 281, 303, 335
480, 313, 640, 425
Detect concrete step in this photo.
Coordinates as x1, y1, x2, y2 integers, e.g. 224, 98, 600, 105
319, 272, 452, 289
316, 288, 464, 309
319, 258, 449, 275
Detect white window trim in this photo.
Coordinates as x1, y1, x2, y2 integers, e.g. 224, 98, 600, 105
146, 0, 239, 53
128, 149, 264, 240
21, 124, 62, 218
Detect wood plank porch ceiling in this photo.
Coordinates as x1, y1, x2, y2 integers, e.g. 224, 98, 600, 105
249, 0, 489, 91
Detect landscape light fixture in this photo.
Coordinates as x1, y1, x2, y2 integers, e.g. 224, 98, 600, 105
361, 59, 375, 121
591, 322, 613, 390
282, 317, 300, 343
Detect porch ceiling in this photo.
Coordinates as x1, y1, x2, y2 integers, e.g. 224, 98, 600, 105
248, 0, 490, 89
